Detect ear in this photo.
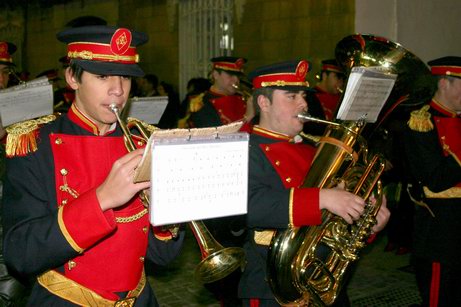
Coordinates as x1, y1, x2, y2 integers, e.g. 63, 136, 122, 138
257, 94, 271, 113
65, 67, 79, 91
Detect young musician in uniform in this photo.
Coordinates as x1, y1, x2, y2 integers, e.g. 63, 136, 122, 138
180, 56, 254, 128
239, 60, 390, 307
1, 25, 184, 306
303, 59, 345, 136
404, 56, 461, 307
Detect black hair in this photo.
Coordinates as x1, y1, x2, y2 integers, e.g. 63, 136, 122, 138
69, 62, 84, 83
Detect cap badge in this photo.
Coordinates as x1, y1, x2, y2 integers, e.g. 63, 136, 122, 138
110, 28, 132, 55
235, 58, 245, 69
296, 60, 308, 79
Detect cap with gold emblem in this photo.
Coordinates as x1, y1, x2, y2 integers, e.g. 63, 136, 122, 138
211, 56, 246, 75
427, 56, 461, 78
249, 59, 311, 90
56, 25, 148, 77
0, 41, 17, 66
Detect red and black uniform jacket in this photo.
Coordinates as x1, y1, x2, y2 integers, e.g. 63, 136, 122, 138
403, 99, 461, 268
238, 126, 321, 300
314, 85, 341, 121
190, 89, 246, 128
2, 104, 184, 306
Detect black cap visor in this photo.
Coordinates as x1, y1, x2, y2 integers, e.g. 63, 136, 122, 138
74, 59, 145, 77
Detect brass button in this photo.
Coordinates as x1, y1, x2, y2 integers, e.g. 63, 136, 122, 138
265, 146, 270, 151
139, 256, 145, 262
285, 177, 292, 183
61, 199, 68, 206
60, 168, 68, 176
142, 226, 148, 233
137, 140, 145, 146
55, 138, 62, 145
275, 160, 280, 166
68, 260, 76, 270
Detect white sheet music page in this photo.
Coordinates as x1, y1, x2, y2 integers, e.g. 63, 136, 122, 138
0, 76, 53, 127
122, 96, 168, 124
149, 133, 249, 226
336, 67, 397, 122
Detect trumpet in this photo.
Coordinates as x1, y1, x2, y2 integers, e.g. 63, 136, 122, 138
110, 103, 246, 284
232, 79, 252, 100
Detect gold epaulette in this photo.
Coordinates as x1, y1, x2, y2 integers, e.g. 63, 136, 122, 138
5, 115, 57, 157
408, 105, 434, 132
189, 93, 205, 113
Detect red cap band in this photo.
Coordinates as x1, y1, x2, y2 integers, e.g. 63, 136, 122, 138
431, 66, 461, 78
67, 28, 139, 64
252, 60, 310, 89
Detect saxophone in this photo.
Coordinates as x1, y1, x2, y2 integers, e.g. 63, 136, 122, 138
266, 34, 430, 306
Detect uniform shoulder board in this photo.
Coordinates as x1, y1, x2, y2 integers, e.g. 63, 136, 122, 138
5, 114, 57, 157
189, 93, 205, 113
407, 105, 434, 132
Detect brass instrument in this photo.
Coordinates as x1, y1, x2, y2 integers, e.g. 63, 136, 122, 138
110, 104, 245, 284
232, 79, 252, 100
266, 34, 430, 306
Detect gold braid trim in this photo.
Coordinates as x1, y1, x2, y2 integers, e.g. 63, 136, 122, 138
5, 115, 56, 157
115, 208, 148, 223
408, 105, 433, 132
37, 270, 145, 306
254, 230, 275, 246
424, 186, 461, 199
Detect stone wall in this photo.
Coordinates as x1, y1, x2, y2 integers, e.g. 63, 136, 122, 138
234, 0, 355, 85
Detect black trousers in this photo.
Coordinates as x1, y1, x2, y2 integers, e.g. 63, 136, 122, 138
412, 255, 461, 307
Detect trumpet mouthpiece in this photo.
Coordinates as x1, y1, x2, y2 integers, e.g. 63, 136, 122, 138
109, 103, 119, 113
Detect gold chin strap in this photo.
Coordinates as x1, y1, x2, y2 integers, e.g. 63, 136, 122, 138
37, 270, 145, 306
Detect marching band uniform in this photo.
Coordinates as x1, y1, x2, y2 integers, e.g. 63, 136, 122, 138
239, 61, 323, 306
1, 26, 184, 306
188, 57, 248, 128
312, 60, 345, 121
239, 125, 321, 301
404, 57, 461, 307
303, 59, 345, 136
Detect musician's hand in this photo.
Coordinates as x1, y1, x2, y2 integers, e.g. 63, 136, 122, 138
372, 195, 390, 233
319, 187, 365, 224
96, 148, 150, 211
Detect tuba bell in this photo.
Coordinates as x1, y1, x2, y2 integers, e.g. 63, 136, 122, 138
266, 34, 430, 306
110, 104, 245, 284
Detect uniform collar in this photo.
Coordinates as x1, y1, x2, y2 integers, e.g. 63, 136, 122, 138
252, 125, 298, 142
430, 99, 458, 118
68, 103, 116, 135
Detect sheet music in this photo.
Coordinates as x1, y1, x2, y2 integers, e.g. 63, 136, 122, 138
0, 77, 54, 127
149, 133, 249, 226
336, 67, 397, 122
122, 96, 168, 124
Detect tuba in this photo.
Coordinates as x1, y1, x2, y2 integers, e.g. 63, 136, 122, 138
266, 34, 430, 306
110, 104, 245, 284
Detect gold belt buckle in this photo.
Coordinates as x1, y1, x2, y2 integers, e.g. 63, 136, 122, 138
114, 297, 136, 307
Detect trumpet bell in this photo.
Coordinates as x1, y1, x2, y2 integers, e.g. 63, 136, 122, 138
195, 247, 245, 284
